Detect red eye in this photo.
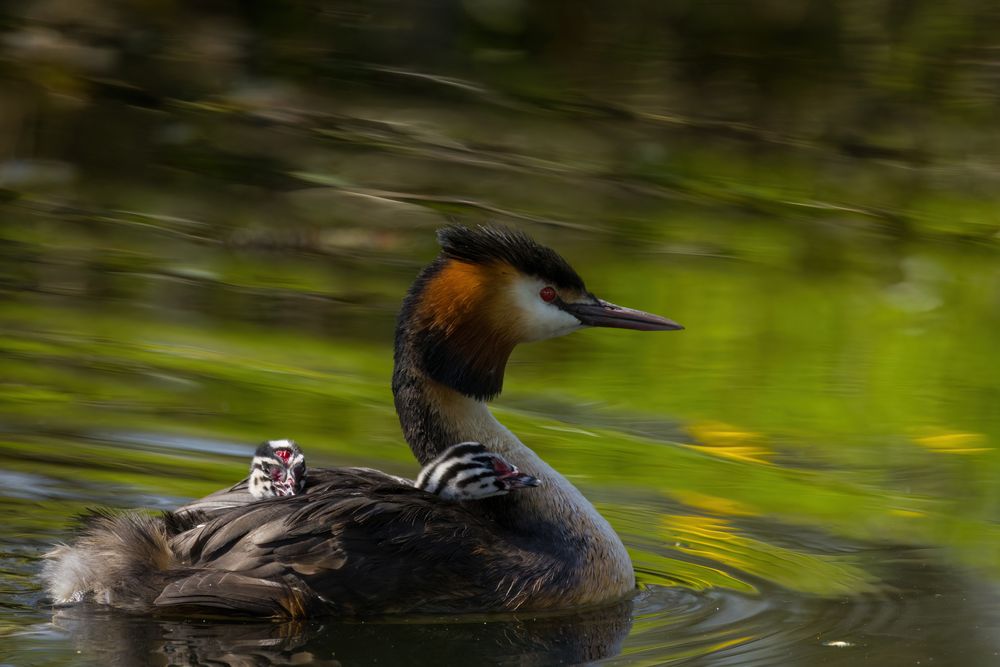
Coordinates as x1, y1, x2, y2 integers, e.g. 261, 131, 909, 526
539, 286, 556, 303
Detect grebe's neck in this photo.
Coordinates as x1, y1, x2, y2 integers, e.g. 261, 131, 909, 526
392, 347, 635, 603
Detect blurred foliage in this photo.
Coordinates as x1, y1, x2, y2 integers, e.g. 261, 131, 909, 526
0, 0, 999, 241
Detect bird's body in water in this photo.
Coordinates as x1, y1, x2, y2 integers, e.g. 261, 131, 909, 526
42, 225, 681, 617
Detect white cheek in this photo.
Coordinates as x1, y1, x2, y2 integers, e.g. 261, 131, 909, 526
511, 278, 583, 342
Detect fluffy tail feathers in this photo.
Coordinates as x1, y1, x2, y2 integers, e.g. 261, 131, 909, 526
42, 509, 178, 612
42, 508, 316, 618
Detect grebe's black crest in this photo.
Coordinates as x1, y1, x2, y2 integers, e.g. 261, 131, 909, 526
438, 225, 586, 290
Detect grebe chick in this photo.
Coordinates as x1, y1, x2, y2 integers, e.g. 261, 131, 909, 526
416, 442, 540, 500
247, 440, 535, 502
248, 439, 306, 499
44, 225, 682, 617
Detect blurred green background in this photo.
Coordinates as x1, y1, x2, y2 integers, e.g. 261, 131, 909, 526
2, 1, 1000, 665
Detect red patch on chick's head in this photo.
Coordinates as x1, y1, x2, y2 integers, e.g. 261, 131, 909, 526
490, 456, 514, 476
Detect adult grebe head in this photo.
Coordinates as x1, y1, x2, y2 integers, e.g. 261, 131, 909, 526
415, 442, 541, 500
396, 225, 683, 402
248, 439, 307, 499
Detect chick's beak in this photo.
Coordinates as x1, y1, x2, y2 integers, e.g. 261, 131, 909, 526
275, 473, 298, 497
499, 470, 541, 489
561, 298, 683, 331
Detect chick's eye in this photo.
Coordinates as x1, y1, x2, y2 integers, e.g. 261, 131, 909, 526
539, 286, 557, 303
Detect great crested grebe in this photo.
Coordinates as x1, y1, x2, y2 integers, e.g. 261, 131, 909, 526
43, 225, 681, 617
247, 439, 538, 501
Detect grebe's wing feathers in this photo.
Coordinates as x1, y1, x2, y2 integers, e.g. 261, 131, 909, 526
174, 479, 253, 517
159, 468, 568, 616
155, 570, 314, 617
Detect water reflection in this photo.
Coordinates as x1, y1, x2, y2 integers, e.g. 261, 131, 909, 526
36, 570, 1000, 666
51, 601, 635, 667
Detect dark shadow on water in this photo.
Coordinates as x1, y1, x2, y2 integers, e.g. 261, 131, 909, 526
50, 600, 635, 666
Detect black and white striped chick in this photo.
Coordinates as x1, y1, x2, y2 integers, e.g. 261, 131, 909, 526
247, 440, 537, 502
415, 442, 540, 500
248, 439, 306, 499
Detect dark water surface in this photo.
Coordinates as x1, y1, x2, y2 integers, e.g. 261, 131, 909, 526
3, 2, 1000, 665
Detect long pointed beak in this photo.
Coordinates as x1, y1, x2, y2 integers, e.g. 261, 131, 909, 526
561, 299, 683, 331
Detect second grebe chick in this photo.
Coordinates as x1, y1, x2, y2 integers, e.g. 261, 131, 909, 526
416, 442, 540, 500
248, 439, 306, 499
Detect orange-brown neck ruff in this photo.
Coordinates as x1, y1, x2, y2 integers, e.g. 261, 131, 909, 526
407, 259, 522, 401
